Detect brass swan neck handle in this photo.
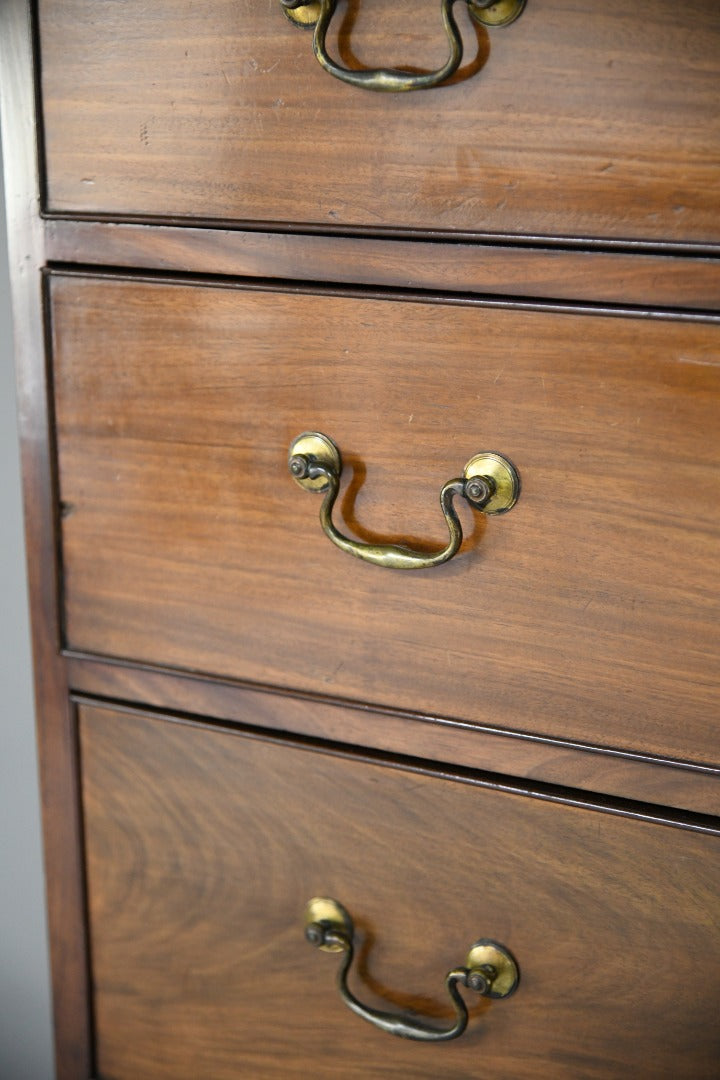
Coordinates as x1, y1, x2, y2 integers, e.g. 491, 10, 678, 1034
304, 897, 519, 1042
288, 432, 520, 571
280, 0, 527, 93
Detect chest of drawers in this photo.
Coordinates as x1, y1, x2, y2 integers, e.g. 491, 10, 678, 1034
2, 2, 719, 1077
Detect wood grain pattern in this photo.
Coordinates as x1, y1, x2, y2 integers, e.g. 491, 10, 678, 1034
45, 219, 720, 309
79, 702, 720, 1080
52, 274, 720, 766
66, 656, 720, 818
38, 0, 720, 245
1, 4, 714, 1078
0, 4, 92, 1077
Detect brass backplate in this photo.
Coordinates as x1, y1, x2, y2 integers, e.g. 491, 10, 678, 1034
468, 0, 527, 27
282, 1, 321, 28
464, 451, 520, 514
304, 897, 354, 952
284, 1, 526, 31
466, 939, 519, 999
289, 432, 342, 492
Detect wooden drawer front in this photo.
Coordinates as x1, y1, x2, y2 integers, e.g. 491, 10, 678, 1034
53, 274, 720, 766
38, 1, 720, 244
79, 702, 720, 1080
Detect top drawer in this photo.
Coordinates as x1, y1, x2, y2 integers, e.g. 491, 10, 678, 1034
38, 0, 720, 244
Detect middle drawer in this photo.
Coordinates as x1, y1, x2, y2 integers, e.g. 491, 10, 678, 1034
50, 273, 720, 765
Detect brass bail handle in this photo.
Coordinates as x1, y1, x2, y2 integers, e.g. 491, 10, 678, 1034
280, 0, 527, 92
304, 898, 519, 1042
288, 431, 520, 571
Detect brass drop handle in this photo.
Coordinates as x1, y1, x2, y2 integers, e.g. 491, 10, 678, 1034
280, 0, 526, 92
288, 431, 520, 570
304, 898, 519, 1042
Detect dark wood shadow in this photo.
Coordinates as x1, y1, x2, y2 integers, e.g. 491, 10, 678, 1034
334, 0, 491, 86
353, 917, 493, 1027
338, 453, 486, 559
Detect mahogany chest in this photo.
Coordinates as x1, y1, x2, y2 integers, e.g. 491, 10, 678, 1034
2, 2, 719, 1076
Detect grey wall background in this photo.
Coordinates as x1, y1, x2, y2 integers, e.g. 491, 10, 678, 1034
0, 131, 56, 1078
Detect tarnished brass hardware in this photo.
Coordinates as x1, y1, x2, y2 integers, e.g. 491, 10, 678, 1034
288, 431, 520, 571
305, 896, 355, 952
280, 0, 527, 92
289, 431, 341, 493
465, 940, 520, 999
468, 0, 527, 26
281, 0, 322, 27
464, 451, 520, 515
304, 897, 519, 1042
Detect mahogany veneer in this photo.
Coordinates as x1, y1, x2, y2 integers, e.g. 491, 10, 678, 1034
80, 702, 720, 1080
2, 1, 718, 1077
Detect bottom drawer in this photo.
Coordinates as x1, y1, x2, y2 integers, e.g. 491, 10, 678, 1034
79, 703, 719, 1080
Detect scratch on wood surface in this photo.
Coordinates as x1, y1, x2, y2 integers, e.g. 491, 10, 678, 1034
677, 356, 720, 368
